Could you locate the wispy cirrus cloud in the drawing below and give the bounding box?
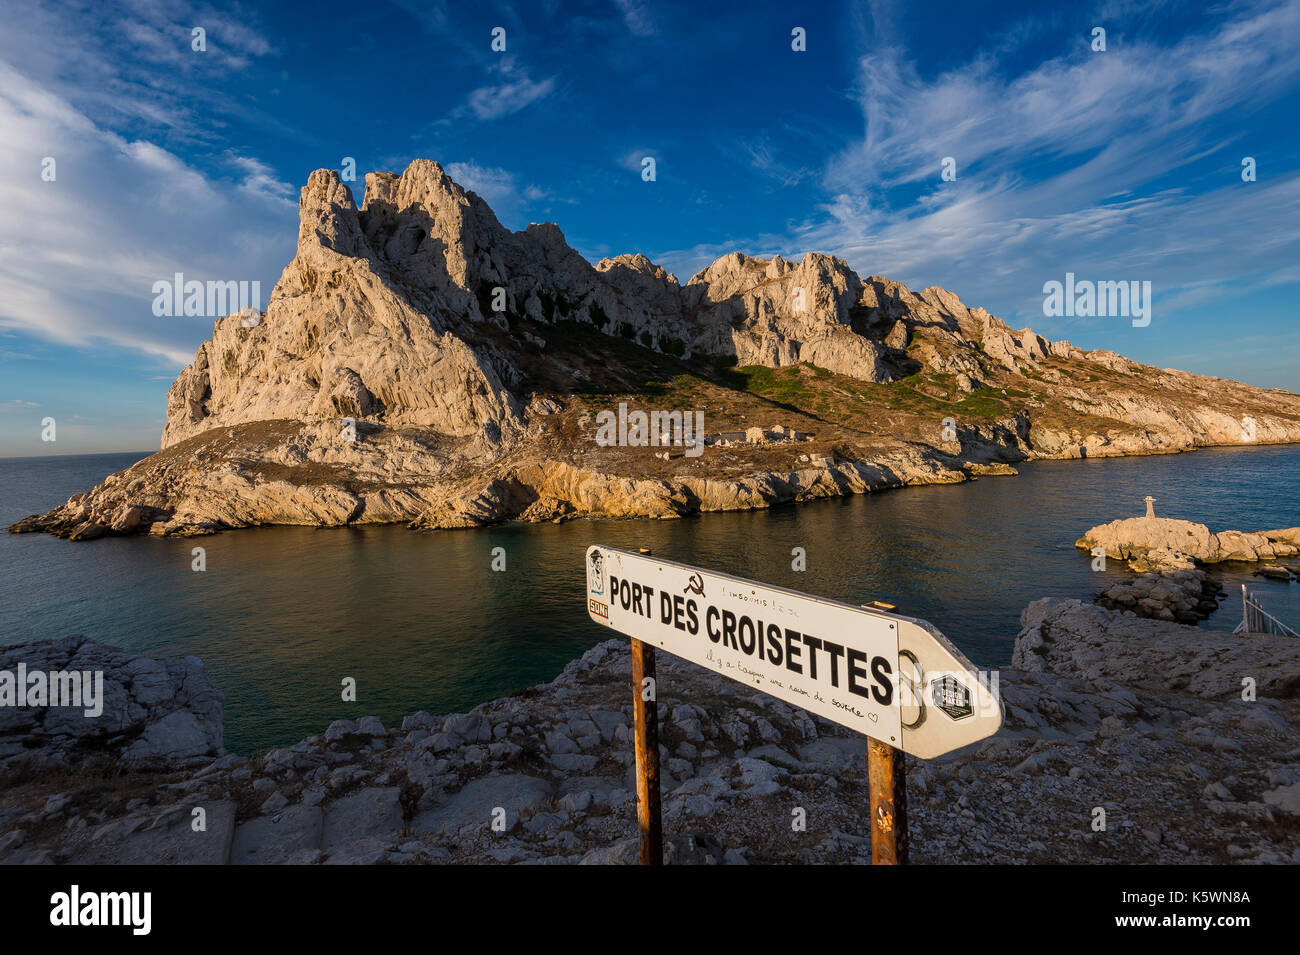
[445,160,525,213]
[794,0,1300,343]
[441,161,566,226]
[0,0,280,139]
[618,148,659,172]
[465,59,557,121]
[424,56,558,131]
[229,155,296,204]
[830,3,1300,194]
[741,135,813,187]
[613,0,657,36]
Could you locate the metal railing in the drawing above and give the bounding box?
[1233,584,1299,637]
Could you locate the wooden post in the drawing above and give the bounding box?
[865,599,908,865]
[631,636,663,865]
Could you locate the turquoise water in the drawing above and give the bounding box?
[2,445,1297,754]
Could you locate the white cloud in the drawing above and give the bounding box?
[0,57,296,366]
[445,161,521,211]
[229,155,296,204]
[441,163,558,226]
[0,0,278,138]
[618,148,657,172]
[466,59,556,121]
[741,136,812,187]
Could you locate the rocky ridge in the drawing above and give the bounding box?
[11,159,1300,541]
[1,599,1298,865]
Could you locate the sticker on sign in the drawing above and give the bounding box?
[585,545,1001,759]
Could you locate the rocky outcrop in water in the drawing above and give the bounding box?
[2,600,1298,865]
[1078,517,1300,569]
[1077,517,1300,622]
[1094,569,1223,624]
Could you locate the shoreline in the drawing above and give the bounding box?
[10,434,1300,541]
[2,597,1297,865]
[5,435,1300,465]
[5,440,1298,755]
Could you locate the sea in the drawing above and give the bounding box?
[2,444,1297,753]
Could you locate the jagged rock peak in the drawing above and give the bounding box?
[361,159,469,208]
[596,252,679,286]
[297,168,364,259]
[157,157,1289,461]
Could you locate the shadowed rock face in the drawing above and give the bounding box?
[0,636,224,773]
[162,163,525,448]
[10,159,1300,541]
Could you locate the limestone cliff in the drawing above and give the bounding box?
[11,159,1300,540]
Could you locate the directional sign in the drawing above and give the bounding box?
[585,545,1001,758]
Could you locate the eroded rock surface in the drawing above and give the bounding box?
[0,636,223,775]
[3,601,1297,865]
[1094,568,1223,623]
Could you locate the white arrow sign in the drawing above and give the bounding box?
[585,545,1001,759]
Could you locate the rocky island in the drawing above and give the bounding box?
[10,159,1300,541]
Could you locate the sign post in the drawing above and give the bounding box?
[867,739,907,864]
[584,545,1002,865]
[863,597,908,865]
[630,634,663,865]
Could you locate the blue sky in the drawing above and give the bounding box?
[1,0,1298,455]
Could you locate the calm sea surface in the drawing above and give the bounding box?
[2,445,1297,754]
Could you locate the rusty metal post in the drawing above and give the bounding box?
[631,636,663,865]
[865,598,908,865]
[868,738,908,864]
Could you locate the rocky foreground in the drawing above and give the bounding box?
[0,636,224,773]
[2,599,1298,865]
[11,159,1300,542]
